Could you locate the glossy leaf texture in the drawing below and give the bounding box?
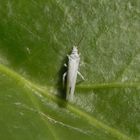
[0,0,140,140]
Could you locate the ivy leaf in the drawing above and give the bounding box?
[0,0,140,140]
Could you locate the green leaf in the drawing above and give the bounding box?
[0,0,140,140]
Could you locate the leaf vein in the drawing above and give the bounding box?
[0,63,135,140]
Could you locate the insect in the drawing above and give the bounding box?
[63,40,85,101]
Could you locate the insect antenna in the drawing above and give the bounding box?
[74,7,92,48]
[75,31,85,48]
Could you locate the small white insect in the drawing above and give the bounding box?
[63,46,85,101]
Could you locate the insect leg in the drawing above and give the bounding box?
[77,71,85,81]
[62,72,67,87]
[64,63,67,67]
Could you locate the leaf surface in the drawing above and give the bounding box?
[0,0,140,140]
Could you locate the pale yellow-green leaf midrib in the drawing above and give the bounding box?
[0,63,136,140]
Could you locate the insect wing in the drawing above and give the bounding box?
[66,56,80,101]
